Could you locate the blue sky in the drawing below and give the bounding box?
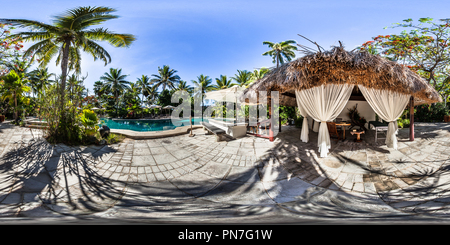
[2,0,450,93]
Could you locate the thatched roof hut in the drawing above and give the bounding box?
[241,46,442,106]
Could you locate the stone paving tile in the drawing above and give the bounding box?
[3,122,450,220]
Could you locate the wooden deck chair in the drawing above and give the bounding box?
[326,122,342,141]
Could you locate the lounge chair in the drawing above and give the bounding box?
[327,122,342,141]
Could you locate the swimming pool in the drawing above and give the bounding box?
[99,117,210,132]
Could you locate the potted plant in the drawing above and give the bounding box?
[444,110,450,122]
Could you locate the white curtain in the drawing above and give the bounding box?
[295,84,354,157]
[294,97,309,143]
[358,85,410,150]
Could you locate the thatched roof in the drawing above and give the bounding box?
[241,46,442,107]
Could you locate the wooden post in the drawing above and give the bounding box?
[268,97,274,142]
[279,112,282,132]
[189,115,194,137]
[409,96,414,141]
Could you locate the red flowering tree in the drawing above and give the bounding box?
[360,18,450,103]
[82,95,100,108]
[0,23,25,76]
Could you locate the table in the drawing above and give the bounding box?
[368,121,388,142]
[350,130,365,142]
[336,122,351,140]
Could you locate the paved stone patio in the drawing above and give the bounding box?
[1,121,450,223]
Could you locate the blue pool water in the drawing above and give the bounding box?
[99,117,209,132]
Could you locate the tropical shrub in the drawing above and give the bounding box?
[279,105,296,125]
[80,109,99,136]
[415,102,448,122]
[397,118,410,128]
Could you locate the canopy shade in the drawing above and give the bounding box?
[205,85,244,103]
[240,45,442,106]
[163,105,175,109]
[149,105,162,109]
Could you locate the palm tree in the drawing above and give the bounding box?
[174,80,193,94]
[100,68,130,117]
[127,82,141,101]
[28,67,54,98]
[0,70,30,121]
[213,75,237,90]
[1,6,136,113]
[144,86,159,106]
[252,68,269,80]
[93,80,106,98]
[232,70,253,87]
[136,75,153,103]
[150,65,180,92]
[66,74,86,106]
[191,74,214,106]
[262,40,298,68]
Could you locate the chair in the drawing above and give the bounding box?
[326,122,342,141]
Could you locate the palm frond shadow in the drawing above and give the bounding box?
[0,138,126,215]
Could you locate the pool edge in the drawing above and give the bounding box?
[110,125,204,139]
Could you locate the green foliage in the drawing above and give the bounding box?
[99,67,130,117]
[213,75,237,90]
[415,102,449,122]
[279,105,296,125]
[232,70,253,87]
[360,18,450,99]
[2,6,135,140]
[0,69,30,120]
[104,133,125,144]
[150,65,180,92]
[157,89,175,107]
[294,116,304,128]
[80,109,99,135]
[2,6,135,74]
[397,118,410,128]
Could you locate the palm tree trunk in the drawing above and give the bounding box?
[276,56,279,68]
[115,92,119,118]
[59,40,71,114]
[14,91,17,121]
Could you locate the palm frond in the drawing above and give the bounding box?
[6,32,54,43]
[53,6,118,30]
[85,28,135,47]
[0,19,60,32]
[81,39,112,65]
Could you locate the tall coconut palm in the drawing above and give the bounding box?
[93,80,106,98]
[232,70,253,87]
[192,74,214,105]
[262,40,298,68]
[174,80,193,94]
[144,85,159,106]
[127,82,141,101]
[100,68,130,117]
[136,75,153,103]
[1,6,136,113]
[213,75,237,90]
[252,67,269,80]
[150,65,180,92]
[28,67,54,98]
[66,74,86,106]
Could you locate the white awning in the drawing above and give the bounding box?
[205,85,244,103]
